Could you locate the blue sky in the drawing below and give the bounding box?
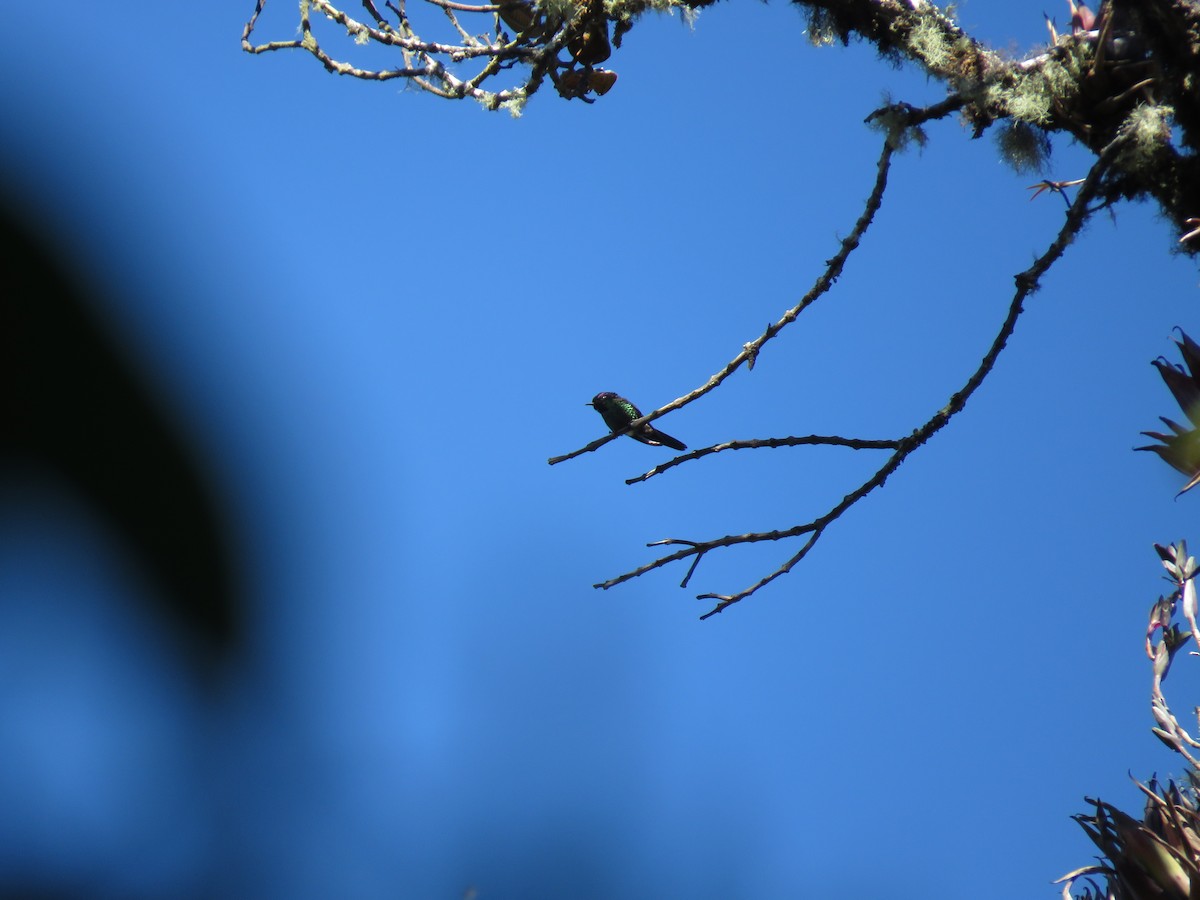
[1,2,1198,897]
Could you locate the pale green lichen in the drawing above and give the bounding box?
[1118,104,1173,171]
[500,89,527,118]
[865,103,927,152]
[907,18,959,71]
[965,42,1090,130]
[640,0,686,13]
[540,0,577,21]
[995,120,1051,173]
[1003,50,1083,125]
[805,21,838,47]
[604,0,687,29]
[1004,83,1054,125]
[804,9,841,47]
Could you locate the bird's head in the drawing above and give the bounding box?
[588,391,617,409]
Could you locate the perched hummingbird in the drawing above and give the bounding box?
[588,392,687,451]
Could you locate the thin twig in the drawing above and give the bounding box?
[440,5,480,48]
[624,435,901,485]
[423,0,499,11]
[242,0,271,49]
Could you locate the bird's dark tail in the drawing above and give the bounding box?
[651,429,686,452]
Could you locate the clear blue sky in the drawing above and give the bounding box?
[1,2,1197,897]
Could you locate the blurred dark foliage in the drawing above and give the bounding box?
[0,191,240,672]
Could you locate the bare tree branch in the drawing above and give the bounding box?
[594,121,1134,619]
[244,0,622,109]
[623,435,903,486]
[547,100,941,467]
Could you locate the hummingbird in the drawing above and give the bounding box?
[588,392,687,451]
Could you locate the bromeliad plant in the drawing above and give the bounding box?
[1138,330,1200,496]
[1061,775,1200,899]
[1056,541,1200,899]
